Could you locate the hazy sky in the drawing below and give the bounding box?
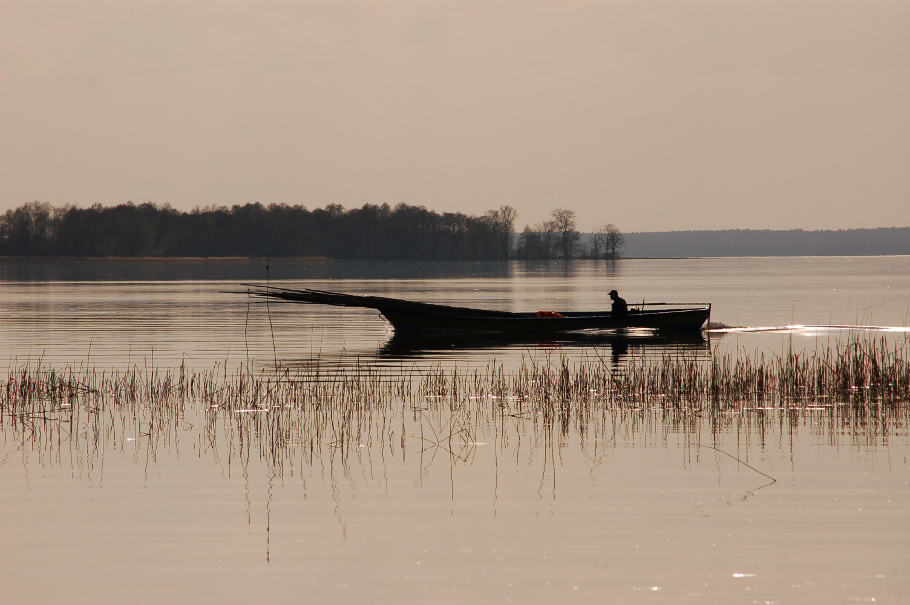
[2,1,909,232]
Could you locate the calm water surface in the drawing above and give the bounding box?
[1,257,908,603]
[2,256,908,371]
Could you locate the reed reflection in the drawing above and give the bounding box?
[378,329,710,365]
[4,336,907,494]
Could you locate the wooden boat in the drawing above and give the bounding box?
[246,286,711,334]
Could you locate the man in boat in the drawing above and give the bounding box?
[609,290,628,316]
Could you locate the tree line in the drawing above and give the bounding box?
[0,201,624,260]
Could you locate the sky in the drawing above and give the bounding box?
[2,0,909,232]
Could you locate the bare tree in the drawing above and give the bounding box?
[594,223,625,260]
[550,208,579,259]
[605,224,625,260]
[592,226,607,259]
[591,230,602,259]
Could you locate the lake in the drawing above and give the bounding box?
[1,257,908,603]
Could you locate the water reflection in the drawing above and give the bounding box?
[0,257,517,282]
[379,329,711,365]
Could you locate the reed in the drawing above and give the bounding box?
[2,335,907,473]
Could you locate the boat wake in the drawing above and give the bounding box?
[710,324,910,335]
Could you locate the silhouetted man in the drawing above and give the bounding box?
[609,290,628,316]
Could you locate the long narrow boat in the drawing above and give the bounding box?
[246,286,711,334]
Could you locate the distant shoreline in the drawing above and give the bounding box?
[620,227,910,258]
[1,253,907,262]
[2,227,907,260]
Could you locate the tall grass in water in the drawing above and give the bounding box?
[422,336,910,412]
[2,336,908,472]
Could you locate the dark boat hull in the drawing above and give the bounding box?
[246,286,711,334]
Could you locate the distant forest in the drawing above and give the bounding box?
[0,201,518,260]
